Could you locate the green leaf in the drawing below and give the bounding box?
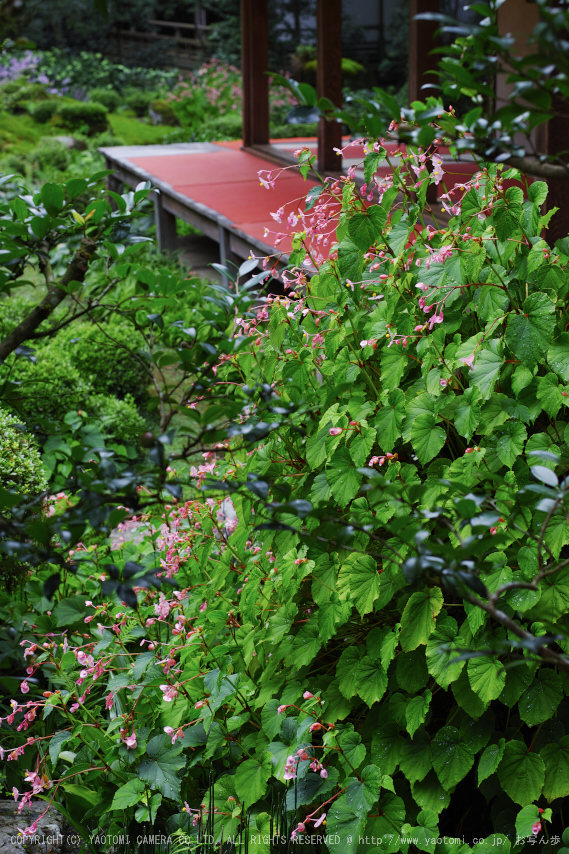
[548,333,569,381]
[528,181,548,207]
[348,206,386,251]
[454,387,481,441]
[338,238,363,282]
[411,771,450,816]
[431,726,474,790]
[400,588,444,651]
[381,347,408,391]
[111,779,145,810]
[337,646,362,699]
[49,731,73,765]
[478,738,505,786]
[477,286,509,322]
[325,795,366,854]
[338,553,381,616]
[467,657,506,703]
[355,656,388,707]
[41,182,65,216]
[387,215,412,255]
[471,345,504,400]
[497,740,545,806]
[349,425,377,467]
[405,690,432,738]
[410,414,446,464]
[492,187,523,241]
[493,421,527,468]
[235,751,273,810]
[31,215,52,239]
[515,805,541,839]
[505,293,556,370]
[540,735,569,802]
[374,389,405,452]
[326,447,362,508]
[53,597,86,626]
[346,764,381,815]
[517,670,563,726]
[399,729,432,784]
[338,729,366,772]
[426,623,464,689]
[137,735,185,800]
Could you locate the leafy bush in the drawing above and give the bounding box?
[27,99,60,123]
[4,144,569,854]
[29,137,72,173]
[0,406,47,497]
[149,98,179,126]
[87,392,147,445]
[57,100,109,135]
[55,321,150,405]
[124,89,155,118]
[9,350,93,425]
[89,87,121,113]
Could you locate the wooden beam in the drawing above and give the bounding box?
[317,0,342,174]
[408,0,439,104]
[241,0,269,147]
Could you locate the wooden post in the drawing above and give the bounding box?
[154,195,178,252]
[408,0,439,104]
[317,0,343,174]
[241,0,270,147]
[409,0,439,204]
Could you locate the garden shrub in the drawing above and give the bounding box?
[4,145,569,854]
[89,87,121,113]
[27,99,60,123]
[86,392,147,445]
[29,137,72,173]
[0,406,47,498]
[10,350,93,425]
[124,89,155,118]
[55,321,150,405]
[56,100,109,135]
[149,98,179,127]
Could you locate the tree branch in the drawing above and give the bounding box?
[0,238,98,362]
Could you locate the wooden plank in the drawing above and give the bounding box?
[316,0,343,174]
[408,0,439,103]
[241,0,269,147]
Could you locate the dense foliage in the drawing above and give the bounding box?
[2,130,569,854]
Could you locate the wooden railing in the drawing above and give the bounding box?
[109,19,211,72]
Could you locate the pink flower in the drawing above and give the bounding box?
[20,681,29,694]
[199,602,207,613]
[160,684,178,702]
[122,732,137,749]
[490,527,498,535]
[278,705,288,714]
[314,813,326,827]
[320,768,328,778]
[329,427,342,436]
[460,354,475,369]
[105,692,114,710]
[440,378,449,387]
[532,823,542,836]
[303,691,314,699]
[309,722,322,731]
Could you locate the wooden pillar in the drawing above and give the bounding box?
[241,0,269,147]
[317,0,342,174]
[408,0,439,104]
[154,195,177,252]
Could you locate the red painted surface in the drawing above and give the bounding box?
[127,141,511,260]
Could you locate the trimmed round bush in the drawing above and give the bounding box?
[149,98,179,126]
[56,322,150,405]
[11,350,93,425]
[30,137,72,172]
[89,88,121,112]
[57,100,109,135]
[29,100,60,123]
[87,393,147,445]
[123,90,154,117]
[0,407,48,497]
